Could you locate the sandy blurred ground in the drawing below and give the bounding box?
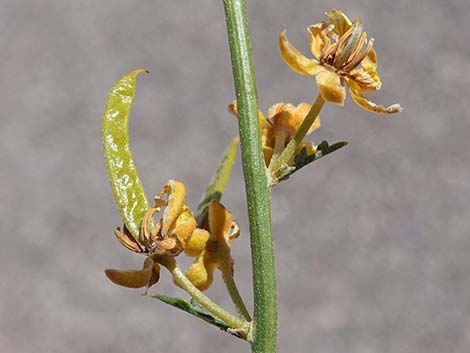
[1,1,469,352]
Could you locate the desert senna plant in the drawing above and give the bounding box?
[101,5,401,352]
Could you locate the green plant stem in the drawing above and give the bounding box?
[161,258,248,332]
[223,0,277,351]
[219,258,252,321]
[268,94,325,176]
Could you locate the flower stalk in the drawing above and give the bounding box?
[219,257,251,321]
[160,257,249,333]
[223,0,277,352]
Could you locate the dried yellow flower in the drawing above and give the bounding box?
[184,201,240,291]
[279,9,402,114]
[105,180,197,290]
[140,180,197,257]
[229,101,319,166]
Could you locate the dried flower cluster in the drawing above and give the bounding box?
[279,9,402,113]
[105,180,240,292]
[103,8,402,344]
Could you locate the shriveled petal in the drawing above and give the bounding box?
[154,237,181,256]
[208,201,233,244]
[147,264,160,288]
[146,257,161,289]
[270,102,320,136]
[114,226,143,253]
[325,9,353,37]
[171,209,197,245]
[362,47,378,69]
[161,180,186,236]
[349,65,382,92]
[148,264,161,289]
[105,257,157,289]
[279,31,323,75]
[316,70,346,105]
[308,22,332,59]
[296,141,317,156]
[267,102,295,120]
[228,221,240,245]
[268,103,295,135]
[261,124,275,150]
[140,207,159,246]
[263,146,274,166]
[349,82,402,114]
[185,228,210,257]
[149,219,162,243]
[184,256,216,291]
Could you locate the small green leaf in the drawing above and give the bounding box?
[152,294,232,332]
[102,69,150,241]
[195,136,239,224]
[278,140,349,181]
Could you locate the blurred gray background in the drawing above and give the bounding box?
[1,0,469,352]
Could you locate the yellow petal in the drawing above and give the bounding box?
[279,31,323,75]
[184,256,216,291]
[316,70,346,105]
[325,9,353,37]
[104,257,155,289]
[269,102,320,136]
[267,102,295,120]
[228,101,237,116]
[171,209,197,245]
[349,65,382,92]
[261,124,275,150]
[297,141,317,155]
[161,180,186,236]
[228,221,240,245]
[263,146,274,166]
[185,228,210,257]
[208,201,233,244]
[348,82,402,114]
[268,103,295,135]
[363,47,378,69]
[308,22,332,59]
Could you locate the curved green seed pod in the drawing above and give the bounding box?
[102,69,150,241]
